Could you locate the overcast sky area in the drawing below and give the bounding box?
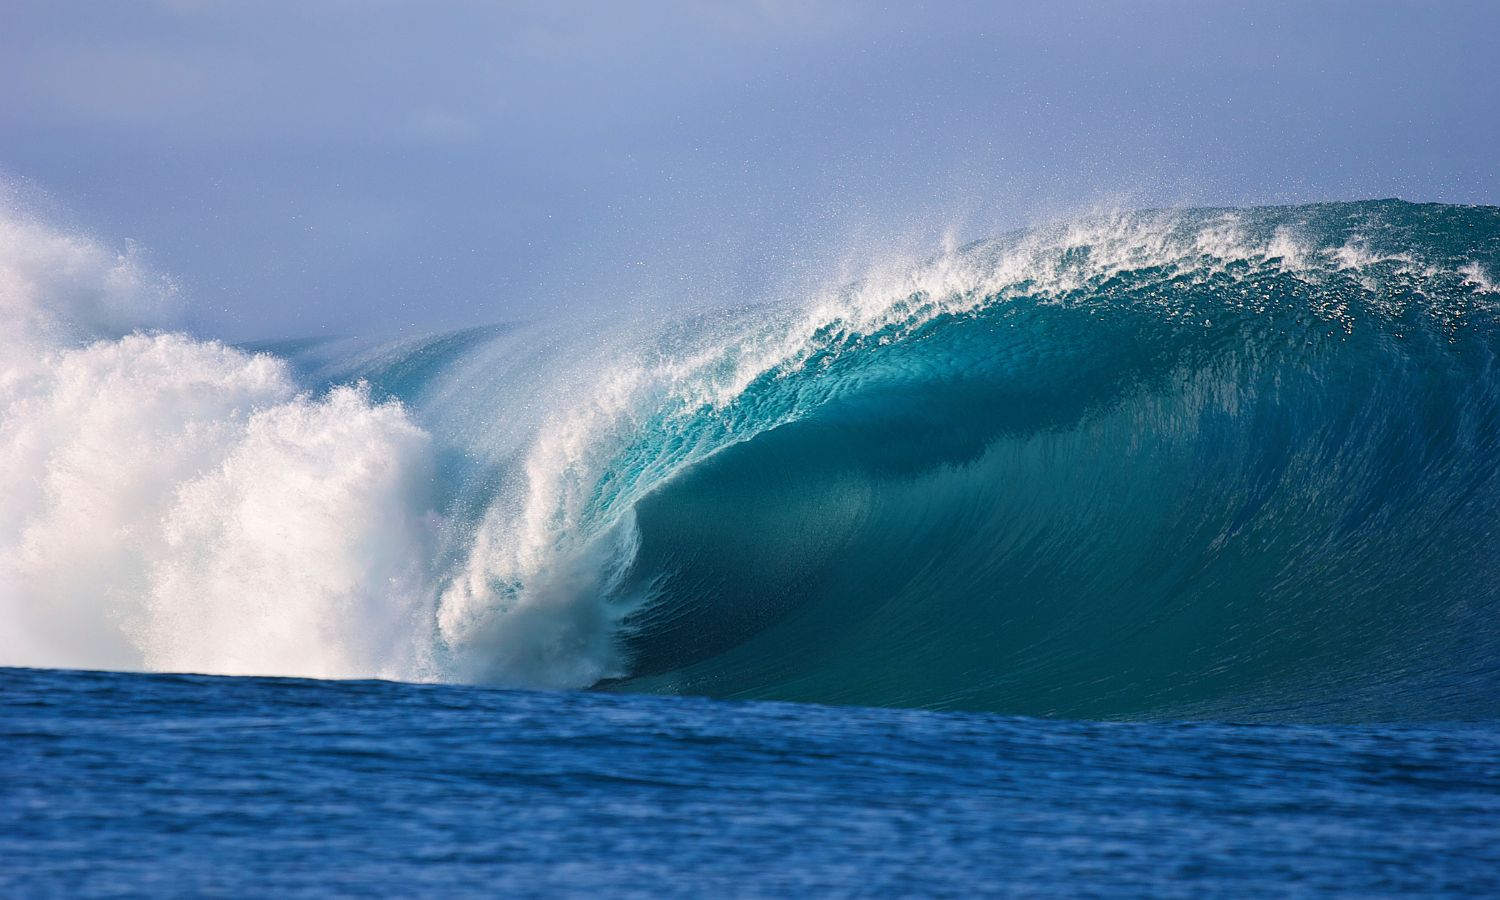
[3,0,1497,339]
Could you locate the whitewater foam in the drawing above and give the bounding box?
[0,210,439,680]
[0,210,181,385]
[1461,261,1497,295]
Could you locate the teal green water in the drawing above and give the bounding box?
[615,203,1500,719]
[312,200,1500,722]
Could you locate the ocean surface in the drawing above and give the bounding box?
[5,666,1500,897]
[4,199,1500,893]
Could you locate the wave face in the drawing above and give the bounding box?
[5,199,1500,722]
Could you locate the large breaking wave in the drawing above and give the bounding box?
[4,199,1499,722]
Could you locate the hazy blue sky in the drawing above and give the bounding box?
[3,1,1496,338]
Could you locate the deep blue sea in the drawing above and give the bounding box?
[5,666,1499,897]
[5,200,1500,893]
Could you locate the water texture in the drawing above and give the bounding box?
[4,666,1498,897]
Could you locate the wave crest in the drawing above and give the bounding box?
[6,199,1500,721]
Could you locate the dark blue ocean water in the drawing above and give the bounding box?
[4,666,1499,897]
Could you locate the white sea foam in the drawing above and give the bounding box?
[1460,261,1496,294]
[143,383,437,679]
[0,209,439,680]
[0,211,181,387]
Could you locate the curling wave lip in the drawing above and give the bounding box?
[5,199,1500,724]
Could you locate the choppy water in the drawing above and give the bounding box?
[4,666,1499,897]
